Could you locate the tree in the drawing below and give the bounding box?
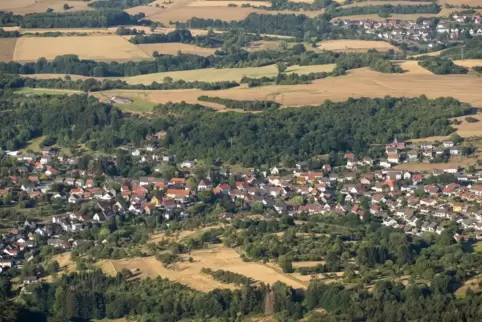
[48,260,61,275]
[279,255,294,273]
[63,4,70,10]
[276,62,287,74]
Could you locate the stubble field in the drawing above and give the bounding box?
[12,36,150,62]
[0,38,18,62]
[0,0,92,14]
[137,43,217,56]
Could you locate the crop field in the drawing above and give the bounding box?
[248,39,399,53]
[445,0,482,5]
[453,59,482,69]
[100,246,307,292]
[397,60,434,74]
[122,64,336,84]
[315,39,400,52]
[341,1,430,8]
[13,36,150,62]
[187,0,272,6]
[0,38,18,62]
[0,0,92,14]
[138,43,217,56]
[94,67,482,109]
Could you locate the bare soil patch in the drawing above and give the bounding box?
[13,36,150,62]
[0,38,18,62]
[137,43,216,57]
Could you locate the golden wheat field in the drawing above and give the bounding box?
[0,0,92,14]
[453,59,482,69]
[100,246,307,292]
[315,39,400,52]
[341,0,430,8]
[93,67,482,108]
[137,43,217,57]
[397,60,434,74]
[121,64,336,84]
[0,38,18,62]
[187,0,271,6]
[13,36,150,62]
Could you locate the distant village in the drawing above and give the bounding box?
[334,13,482,46]
[1,134,482,283]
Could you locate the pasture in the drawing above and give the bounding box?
[13,36,150,62]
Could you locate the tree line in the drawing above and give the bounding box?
[197,96,281,110]
[201,268,254,285]
[0,28,19,37]
[88,0,156,9]
[0,72,239,92]
[0,10,145,28]
[418,56,469,74]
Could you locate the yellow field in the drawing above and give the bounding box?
[138,43,216,57]
[315,39,400,52]
[248,39,399,53]
[0,38,17,62]
[122,64,336,84]
[445,0,482,5]
[453,59,482,68]
[411,49,445,58]
[100,247,307,292]
[397,60,434,75]
[13,36,150,62]
[341,1,430,7]
[187,0,271,6]
[0,0,92,14]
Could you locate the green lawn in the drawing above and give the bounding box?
[115,97,155,113]
[15,88,82,95]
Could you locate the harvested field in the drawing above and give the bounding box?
[341,1,429,7]
[147,225,225,244]
[445,0,482,5]
[96,67,482,108]
[122,64,336,84]
[138,43,216,57]
[0,0,92,14]
[100,247,307,291]
[397,60,434,75]
[248,39,399,53]
[411,49,445,58]
[0,38,18,62]
[188,0,271,6]
[292,261,326,268]
[453,59,482,68]
[20,28,113,35]
[315,39,400,52]
[13,36,150,62]
[148,6,320,24]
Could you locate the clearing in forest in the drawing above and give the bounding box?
[13,36,150,62]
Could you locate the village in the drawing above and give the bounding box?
[0,135,481,283]
[335,13,482,46]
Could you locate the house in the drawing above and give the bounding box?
[407,150,418,161]
[198,179,212,191]
[166,188,191,201]
[443,141,454,148]
[47,239,69,248]
[180,160,196,169]
[379,159,391,168]
[23,276,38,285]
[450,147,460,155]
[0,260,13,269]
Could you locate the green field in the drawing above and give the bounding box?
[115,97,156,113]
[15,88,82,95]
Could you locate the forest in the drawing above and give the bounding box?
[88,0,155,9]
[327,3,441,18]
[152,96,470,165]
[0,10,144,28]
[418,57,469,74]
